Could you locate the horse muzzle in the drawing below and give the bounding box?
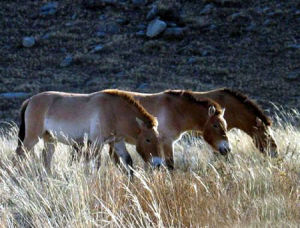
[151,156,166,168]
[218,140,231,156]
[268,150,278,158]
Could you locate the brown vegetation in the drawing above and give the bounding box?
[0,110,299,227]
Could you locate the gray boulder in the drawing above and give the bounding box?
[40,2,58,16]
[22,37,35,48]
[163,27,187,39]
[146,19,167,38]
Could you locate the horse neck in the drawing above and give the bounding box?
[112,101,142,141]
[192,90,257,136]
[173,98,209,132]
[134,93,160,113]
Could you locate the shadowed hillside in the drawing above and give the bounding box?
[0,0,299,122]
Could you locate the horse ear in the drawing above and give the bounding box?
[256,117,263,127]
[153,117,159,127]
[208,106,216,117]
[221,108,226,116]
[136,117,146,129]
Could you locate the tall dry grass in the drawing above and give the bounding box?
[0,109,299,227]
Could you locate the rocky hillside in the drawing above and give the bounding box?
[0,0,299,122]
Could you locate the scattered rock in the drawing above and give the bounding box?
[262,7,271,13]
[167,22,177,27]
[185,16,211,30]
[132,0,147,7]
[227,12,252,35]
[146,19,167,38]
[91,44,104,53]
[103,0,118,4]
[286,44,300,50]
[71,13,77,20]
[263,19,276,26]
[285,69,300,81]
[163,27,187,39]
[115,72,125,78]
[116,17,129,25]
[65,22,74,27]
[0,92,30,99]
[136,30,146,37]
[246,22,257,32]
[157,5,182,23]
[22,37,35,48]
[96,31,106,37]
[99,14,107,20]
[228,12,251,23]
[200,49,209,57]
[83,0,117,9]
[200,4,214,15]
[60,47,67,53]
[60,54,73,67]
[97,22,120,35]
[187,57,196,64]
[208,24,217,31]
[267,9,283,17]
[137,23,146,30]
[208,0,242,8]
[40,2,58,16]
[41,32,53,40]
[146,5,158,21]
[137,83,148,90]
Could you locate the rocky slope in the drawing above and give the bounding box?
[0,0,299,122]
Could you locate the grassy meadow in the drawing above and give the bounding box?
[0,109,299,227]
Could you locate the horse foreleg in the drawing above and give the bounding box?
[162,141,175,170]
[42,143,56,175]
[70,143,84,165]
[108,142,120,164]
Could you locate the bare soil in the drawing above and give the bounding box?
[0,0,299,122]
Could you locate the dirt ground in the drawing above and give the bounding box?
[0,0,299,123]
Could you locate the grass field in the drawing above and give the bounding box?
[0,109,299,227]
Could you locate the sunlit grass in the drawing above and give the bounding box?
[0,110,299,227]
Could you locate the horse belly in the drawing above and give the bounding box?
[44,118,93,144]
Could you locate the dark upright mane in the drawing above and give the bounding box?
[165,90,222,115]
[220,88,272,126]
[103,89,157,128]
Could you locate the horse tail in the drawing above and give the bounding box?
[17,99,29,147]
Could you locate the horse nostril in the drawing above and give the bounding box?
[218,140,231,156]
[269,150,278,158]
[219,147,228,156]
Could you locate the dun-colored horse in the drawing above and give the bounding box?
[106,88,278,170]
[190,88,278,157]
[15,90,163,173]
[100,90,231,170]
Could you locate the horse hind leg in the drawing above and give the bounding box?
[42,132,57,175]
[109,140,133,177]
[13,133,41,168]
[15,101,46,164]
[70,143,85,165]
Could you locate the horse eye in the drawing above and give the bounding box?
[213,124,218,128]
[146,139,151,143]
